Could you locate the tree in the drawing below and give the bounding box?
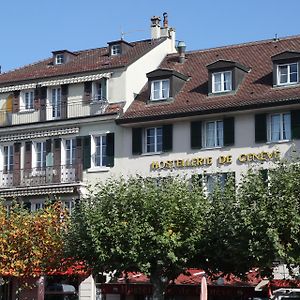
[0,201,68,277]
[67,176,209,300]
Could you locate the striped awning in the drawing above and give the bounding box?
[0,72,112,92]
[40,72,112,86]
[0,127,79,142]
[0,185,76,197]
[0,83,37,93]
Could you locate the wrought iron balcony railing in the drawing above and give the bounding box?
[0,98,109,127]
[0,164,82,188]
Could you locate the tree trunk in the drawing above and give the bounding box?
[150,271,166,300]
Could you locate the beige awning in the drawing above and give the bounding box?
[40,72,112,86]
[0,83,37,93]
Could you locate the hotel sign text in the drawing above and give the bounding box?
[150,150,280,170]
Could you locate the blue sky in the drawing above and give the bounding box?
[1,0,300,73]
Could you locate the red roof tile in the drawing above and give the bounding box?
[120,35,300,123]
[0,38,166,86]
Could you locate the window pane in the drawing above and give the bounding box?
[290,63,298,83]
[205,122,215,147]
[146,128,155,152]
[223,72,232,91]
[271,114,280,141]
[213,73,222,92]
[102,135,107,166]
[279,66,288,83]
[161,80,169,98]
[282,113,291,140]
[156,127,163,152]
[216,121,224,146]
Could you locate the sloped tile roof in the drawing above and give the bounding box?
[0,38,166,86]
[120,35,300,123]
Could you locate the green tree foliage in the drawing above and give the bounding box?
[67,176,208,300]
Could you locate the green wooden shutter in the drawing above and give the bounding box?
[132,128,143,155]
[162,124,173,152]
[83,81,92,103]
[61,84,68,119]
[191,121,202,149]
[255,114,267,143]
[106,133,115,167]
[291,110,300,139]
[223,117,235,146]
[83,136,91,170]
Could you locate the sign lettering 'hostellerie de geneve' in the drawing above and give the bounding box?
[150,150,281,170]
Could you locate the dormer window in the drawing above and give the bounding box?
[272,51,300,87]
[207,60,250,95]
[277,63,298,85]
[212,71,232,93]
[111,44,121,56]
[151,79,170,100]
[55,54,64,65]
[146,69,188,102]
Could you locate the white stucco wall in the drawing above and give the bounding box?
[124,37,176,110]
[83,106,300,185]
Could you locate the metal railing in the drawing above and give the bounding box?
[0,98,109,127]
[0,164,82,188]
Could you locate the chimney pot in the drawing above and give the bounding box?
[177,41,186,63]
[151,16,161,39]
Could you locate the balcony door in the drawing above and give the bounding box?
[51,87,61,119]
[62,138,76,183]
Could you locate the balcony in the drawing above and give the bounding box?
[0,165,82,189]
[0,97,109,127]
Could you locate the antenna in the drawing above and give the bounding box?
[120,29,146,40]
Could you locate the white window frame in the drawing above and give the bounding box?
[33,141,47,170]
[2,145,14,173]
[31,201,45,212]
[63,200,75,215]
[203,120,224,148]
[268,112,291,142]
[62,138,76,167]
[277,63,298,85]
[111,44,121,56]
[91,135,107,168]
[55,54,64,65]
[92,79,107,101]
[48,86,61,119]
[204,173,230,195]
[20,89,34,111]
[150,79,170,101]
[144,127,163,153]
[212,71,232,93]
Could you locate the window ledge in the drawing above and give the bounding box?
[18,109,35,114]
[87,166,110,173]
[147,97,174,104]
[202,146,223,150]
[266,139,291,145]
[141,151,162,157]
[273,82,300,89]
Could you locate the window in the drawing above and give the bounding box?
[3,145,13,172]
[111,44,121,56]
[151,79,170,100]
[145,127,162,153]
[94,135,107,167]
[277,63,298,85]
[92,79,107,101]
[212,71,232,93]
[55,54,64,64]
[32,202,44,212]
[51,87,61,118]
[35,141,46,169]
[63,200,75,215]
[21,90,34,110]
[205,172,234,194]
[204,120,223,148]
[65,139,76,166]
[269,112,291,142]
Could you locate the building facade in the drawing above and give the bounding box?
[2,15,300,300]
[0,14,175,300]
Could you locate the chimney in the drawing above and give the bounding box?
[177,41,186,63]
[163,12,168,28]
[151,16,161,39]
